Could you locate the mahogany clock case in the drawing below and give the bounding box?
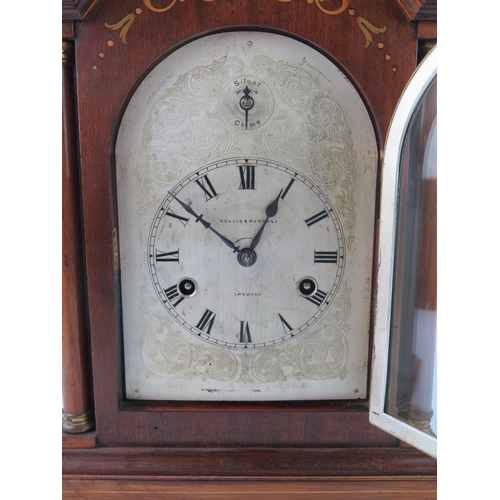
[63,0,436,477]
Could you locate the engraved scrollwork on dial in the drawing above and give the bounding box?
[249,55,358,246]
[251,349,293,383]
[154,97,190,134]
[277,66,315,109]
[185,350,240,382]
[139,281,350,385]
[298,330,349,380]
[258,111,308,164]
[147,146,184,185]
[140,288,241,381]
[142,324,179,376]
[158,336,194,374]
[306,92,353,150]
[249,321,349,383]
[140,55,235,178]
[189,119,232,161]
[248,283,351,383]
[136,56,242,241]
[311,148,357,248]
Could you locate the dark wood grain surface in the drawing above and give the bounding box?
[394,0,437,21]
[63,476,437,500]
[62,0,103,21]
[63,446,437,476]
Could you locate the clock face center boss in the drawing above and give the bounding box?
[116,32,377,400]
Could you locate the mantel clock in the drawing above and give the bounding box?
[62,0,437,496]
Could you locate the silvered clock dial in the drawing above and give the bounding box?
[149,158,345,349]
[116,31,377,401]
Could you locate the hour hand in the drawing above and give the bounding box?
[169,193,240,253]
[249,189,282,251]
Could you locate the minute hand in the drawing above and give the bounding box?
[169,193,241,253]
[249,190,283,251]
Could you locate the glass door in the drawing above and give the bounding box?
[370,47,437,458]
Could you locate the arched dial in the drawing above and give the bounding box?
[117,31,378,400]
[148,158,345,349]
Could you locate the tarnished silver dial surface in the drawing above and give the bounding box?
[148,158,345,349]
[116,31,377,401]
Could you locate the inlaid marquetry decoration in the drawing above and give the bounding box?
[95,1,394,72]
[104,11,141,44]
[356,16,387,48]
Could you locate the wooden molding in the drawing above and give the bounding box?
[417,21,437,40]
[62,0,103,21]
[63,476,437,499]
[394,0,437,21]
[63,446,437,477]
[63,431,97,450]
[62,22,74,39]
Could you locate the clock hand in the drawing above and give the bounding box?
[239,86,254,130]
[249,189,283,251]
[169,193,241,254]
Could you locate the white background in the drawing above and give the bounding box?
[2,2,499,497]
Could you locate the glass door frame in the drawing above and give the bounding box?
[370,46,437,458]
